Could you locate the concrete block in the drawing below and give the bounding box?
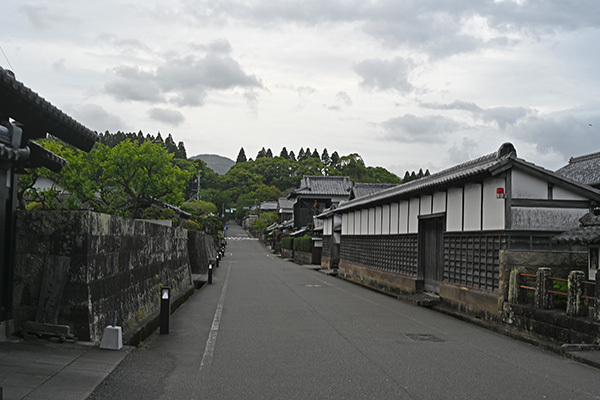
[99,326,123,350]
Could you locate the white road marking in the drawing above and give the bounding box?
[199,263,231,370]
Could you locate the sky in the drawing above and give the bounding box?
[2,0,600,177]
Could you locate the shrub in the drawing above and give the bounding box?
[281,237,293,250]
[293,235,312,253]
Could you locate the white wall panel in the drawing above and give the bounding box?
[464,183,482,231]
[368,208,375,235]
[409,198,420,233]
[399,201,409,234]
[375,206,382,234]
[447,188,463,232]
[512,169,547,199]
[341,213,348,235]
[382,204,390,234]
[390,203,399,234]
[361,209,369,234]
[433,192,446,214]
[483,177,505,230]
[420,195,432,215]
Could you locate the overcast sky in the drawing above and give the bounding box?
[2,0,599,176]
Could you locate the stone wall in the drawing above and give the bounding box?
[12,211,194,344]
[188,230,217,274]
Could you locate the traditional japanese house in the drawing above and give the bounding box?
[320,143,600,318]
[288,175,352,230]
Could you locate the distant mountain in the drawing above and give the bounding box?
[191,154,235,175]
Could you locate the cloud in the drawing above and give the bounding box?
[18,4,77,30]
[355,57,414,93]
[181,1,600,59]
[52,58,66,72]
[325,91,353,111]
[421,100,533,129]
[243,90,259,116]
[336,91,353,106]
[68,104,128,132]
[509,106,600,160]
[104,66,163,103]
[295,86,317,109]
[104,39,263,107]
[381,114,461,143]
[148,108,185,126]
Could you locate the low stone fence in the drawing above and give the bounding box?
[12,211,194,344]
[504,266,600,343]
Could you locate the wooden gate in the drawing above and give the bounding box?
[418,215,445,293]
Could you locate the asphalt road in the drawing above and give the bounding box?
[89,222,600,399]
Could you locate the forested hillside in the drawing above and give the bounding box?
[20,132,430,226]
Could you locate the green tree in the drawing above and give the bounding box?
[330,151,340,168]
[165,134,177,155]
[297,148,305,160]
[280,147,289,159]
[311,149,320,158]
[289,150,296,161]
[175,141,187,159]
[256,147,267,159]
[180,200,218,217]
[266,148,273,158]
[321,148,330,165]
[236,147,247,163]
[24,139,193,217]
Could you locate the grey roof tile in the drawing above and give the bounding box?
[556,152,600,187]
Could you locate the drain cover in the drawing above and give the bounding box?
[404,333,444,342]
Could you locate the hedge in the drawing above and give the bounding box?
[281,237,294,250]
[293,236,312,253]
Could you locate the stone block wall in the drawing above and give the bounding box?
[12,211,193,344]
[188,230,217,274]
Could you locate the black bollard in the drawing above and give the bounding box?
[208,263,213,284]
[160,287,170,335]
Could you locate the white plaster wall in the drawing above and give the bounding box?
[341,213,348,235]
[368,208,375,234]
[375,206,382,235]
[553,186,587,201]
[433,192,446,214]
[354,210,361,235]
[464,183,482,231]
[409,198,420,233]
[420,195,432,215]
[382,204,390,235]
[512,169,547,199]
[483,177,506,230]
[390,203,399,234]
[324,217,331,235]
[399,201,409,234]
[361,209,369,235]
[447,187,463,232]
[347,211,354,235]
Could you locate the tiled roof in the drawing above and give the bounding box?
[351,183,399,200]
[554,212,600,244]
[556,152,600,187]
[290,175,353,197]
[277,197,294,211]
[334,143,600,213]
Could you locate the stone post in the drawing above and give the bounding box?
[534,268,552,310]
[567,270,585,317]
[508,267,525,304]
